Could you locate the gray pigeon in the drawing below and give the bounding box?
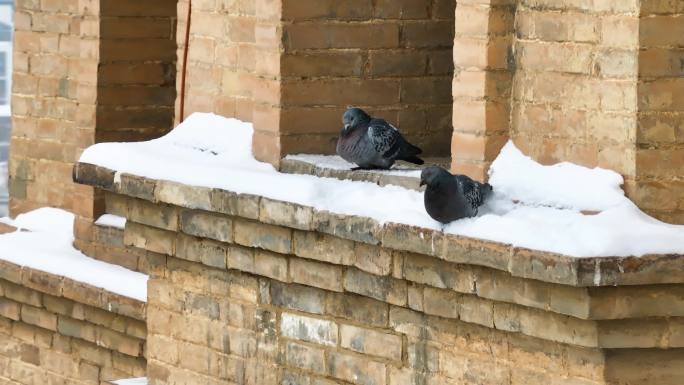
[336,108,424,170]
[420,166,493,224]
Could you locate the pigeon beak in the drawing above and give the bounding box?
[419,179,426,187]
[344,124,350,130]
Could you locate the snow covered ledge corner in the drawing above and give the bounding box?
[73,113,684,287]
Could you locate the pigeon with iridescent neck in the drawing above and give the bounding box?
[336,108,424,170]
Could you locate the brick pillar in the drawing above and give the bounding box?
[509,1,639,174]
[630,1,684,223]
[473,0,682,223]
[250,0,285,165]
[10,0,176,222]
[174,0,261,124]
[173,0,282,162]
[10,0,92,216]
[451,0,515,181]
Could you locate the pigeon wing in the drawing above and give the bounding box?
[455,175,486,212]
[367,120,401,159]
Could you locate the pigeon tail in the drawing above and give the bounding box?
[405,141,423,156]
[480,182,493,202]
[403,155,425,165]
[399,141,424,165]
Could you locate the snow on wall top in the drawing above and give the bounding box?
[0,208,148,301]
[79,113,684,258]
[111,378,148,385]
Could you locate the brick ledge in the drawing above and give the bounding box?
[0,258,146,321]
[280,157,451,191]
[73,161,684,287]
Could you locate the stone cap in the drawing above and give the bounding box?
[73,161,684,287]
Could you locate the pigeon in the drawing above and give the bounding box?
[420,166,493,224]
[336,108,424,170]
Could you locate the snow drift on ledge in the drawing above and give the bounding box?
[79,113,684,258]
[0,208,147,301]
[95,214,127,230]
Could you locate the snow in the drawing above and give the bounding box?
[80,113,436,229]
[95,214,126,230]
[79,112,684,258]
[489,142,625,212]
[285,154,421,177]
[111,378,147,385]
[12,207,75,234]
[0,208,148,301]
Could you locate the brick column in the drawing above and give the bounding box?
[174,0,262,124]
[250,0,285,165]
[509,1,639,173]
[631,1,684,223]
[11,0,177,255]
[172,0,282,163]
[10,0,98,216]
[451,0,515,181]
[484,0,682,223]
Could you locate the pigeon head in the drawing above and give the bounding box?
[342,108,371,134]
[420,166,451,187]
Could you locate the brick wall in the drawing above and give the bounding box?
[147,257,613,385]
[176,0,455,164]
[73,165,684,385]
[0,260,146,384]
[9,0,176,219]
[131,199,684,385]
